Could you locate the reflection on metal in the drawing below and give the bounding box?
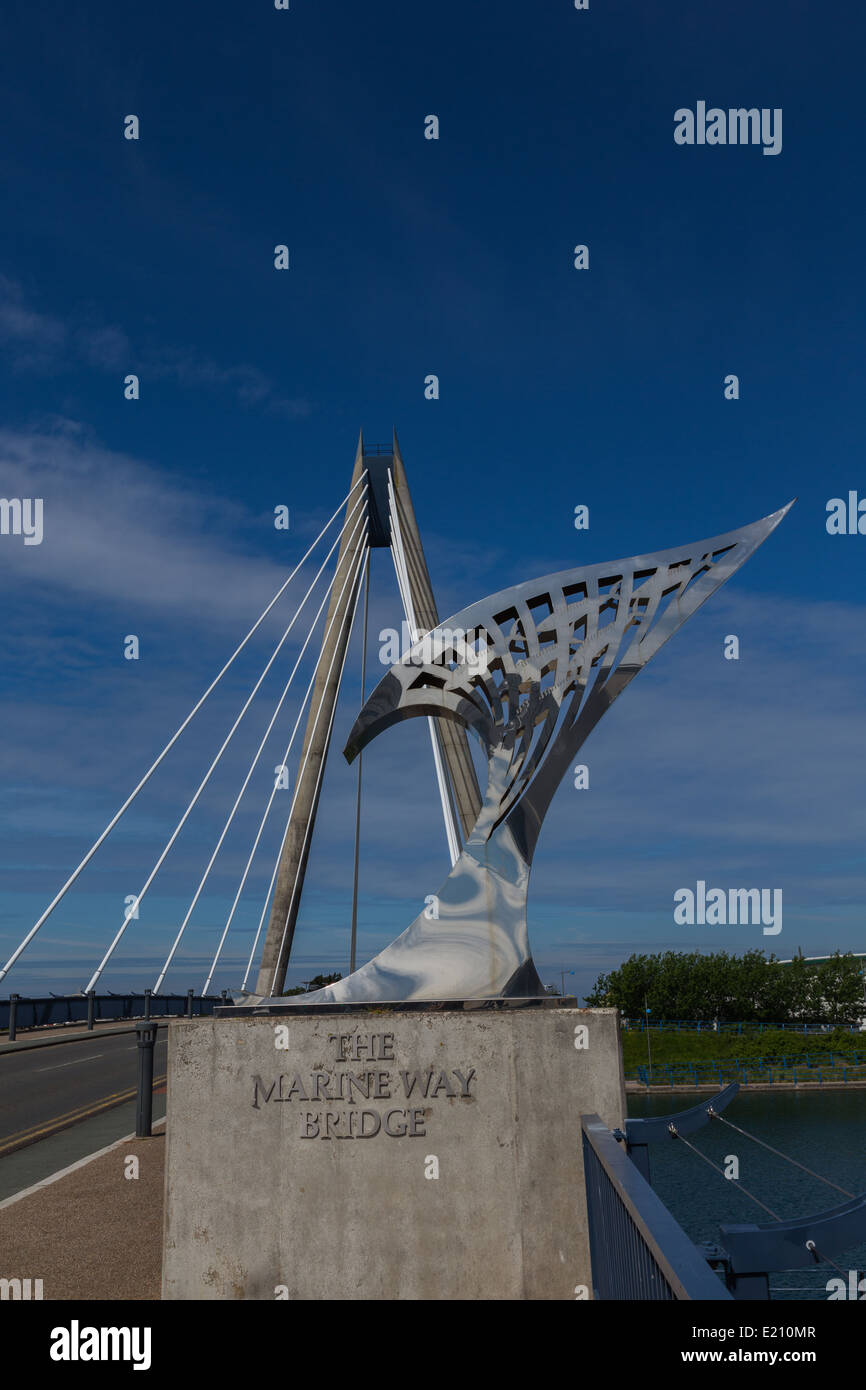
[272,502,793,1006]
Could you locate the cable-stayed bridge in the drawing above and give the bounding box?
[1,431,796,1008]
[0,431,482,1003]
[3,449,864,1306]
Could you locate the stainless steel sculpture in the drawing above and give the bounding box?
[267,502,792,1006]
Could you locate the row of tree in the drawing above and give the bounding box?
[282,972,342,997]
[583,950,865,1025]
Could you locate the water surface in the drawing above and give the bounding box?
[626,1087,866,1300]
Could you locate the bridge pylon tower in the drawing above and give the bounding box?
[253,430,481,998]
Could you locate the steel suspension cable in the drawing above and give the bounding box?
[349,547,370,974]
[221,537,369,992]
[201,521,370,995]
[0,477,365,986]
[265,545,368,997]
[804,1241,849,1277]
[669,1125,781,1220]
[84,487,369,993]
[708,1110,855,1199]
[155,504,371,994]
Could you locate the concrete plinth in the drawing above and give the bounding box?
[161,1003,625,1300]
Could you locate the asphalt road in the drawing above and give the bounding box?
[0,1029,167,1157]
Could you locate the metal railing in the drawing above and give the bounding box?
[1,991,225,1038]
[622,1019,862,1034]
[582,1113,731,1300]
[632,1058,866,1086]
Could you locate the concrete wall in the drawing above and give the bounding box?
[162,1006,625,1300]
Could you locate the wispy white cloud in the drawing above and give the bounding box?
[0,422,329,622]
[0,275,66,366]
[74,322,130,370]
[0,277,312,417]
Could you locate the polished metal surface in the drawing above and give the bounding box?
[264,501,793,1006]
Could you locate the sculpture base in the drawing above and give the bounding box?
[217,994,577,1016]
[162,1006,625,1300]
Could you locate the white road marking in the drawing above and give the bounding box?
[35,1053,105,1072]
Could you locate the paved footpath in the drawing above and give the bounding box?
[0,1019,142,1054]
[0,1021,169,1300]
[0,1117,165,1300]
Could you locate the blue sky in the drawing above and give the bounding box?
[0,0,864,1001]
